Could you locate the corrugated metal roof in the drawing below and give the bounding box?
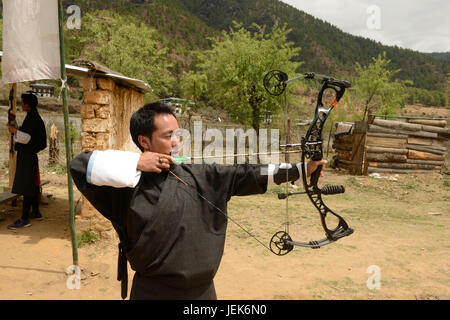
[0,51,152,93]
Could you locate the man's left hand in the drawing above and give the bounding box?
[306,159,328,177]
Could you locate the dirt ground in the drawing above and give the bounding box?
[0,167,448,301]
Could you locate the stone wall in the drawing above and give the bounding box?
[76,76,143,238]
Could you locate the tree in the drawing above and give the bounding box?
[355,52,410,120]
[74,10,175,97]
[189,22,302,131]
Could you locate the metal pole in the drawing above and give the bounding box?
[58,0,78,265]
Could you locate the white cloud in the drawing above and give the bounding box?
[281,0,450,53]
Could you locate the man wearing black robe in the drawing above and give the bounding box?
[70,102,325,300]
[7,93,47,230]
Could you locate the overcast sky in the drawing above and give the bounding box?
[281,0,450,53]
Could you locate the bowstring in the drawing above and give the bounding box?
[283,89,290,237]
[168,170,273,253]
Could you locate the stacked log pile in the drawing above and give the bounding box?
[364,117,449,174]
[332,122,366,175]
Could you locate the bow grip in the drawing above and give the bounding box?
[321,185,345,195]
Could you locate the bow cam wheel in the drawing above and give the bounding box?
[270,231,294,256]
[263,70,288,96]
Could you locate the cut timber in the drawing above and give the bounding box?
[367,132,408,139]
[408,150,445,161]
[406,143,446,152]
[420,125,450,134]
[368,124,438,138]
[334,135,353,144]
[408,137,445,148]
[368,167,441,174]
[366,146,408,155]
[408,119,447,128]
[336,151,352,161]
[369,162,440,170]
[366,135,407,148]
[373,119,422,131]
[333,143,352,151]
[366,153,407,162]
[406,144,446,155]
[407,159,444,166]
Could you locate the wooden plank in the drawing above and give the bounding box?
[408,119,447,127]
[366,146,408,155]
[373,119,422,131]
[0,192,20,203]
[336,151,352,161]
[366,153,407,163]
[406,143,446,152]
[368,167,441,174]
[408,137,445,148]
[0,181,49,204]
[368,124,438,138]
[334,135,353,144]
[420,124,450,134]
[408,150,445,161]
[351,132,366,175]
[369,162,440,170]
[367,132,408,139]
[366,135,407,148]
[406,144,446,155]
[407,159,444,166]
[333,143,352,151]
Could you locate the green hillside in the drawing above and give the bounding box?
[1,0,448,107]
[177,0,448,91]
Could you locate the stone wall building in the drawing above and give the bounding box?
[67,62,152,238]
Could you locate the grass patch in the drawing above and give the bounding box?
[77,230,99,248]
[45,162,68,175]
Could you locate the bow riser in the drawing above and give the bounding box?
[264,70,354,255]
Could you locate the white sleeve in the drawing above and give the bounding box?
[14,130,31,144]
[86,150,142,188]
[266,163,306,186]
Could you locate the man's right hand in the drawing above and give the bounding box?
[137,152,174,173]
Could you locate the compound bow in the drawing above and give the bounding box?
[264,70,354,255]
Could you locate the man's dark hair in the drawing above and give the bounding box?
[21,93,38,109]
[130,102,176,152]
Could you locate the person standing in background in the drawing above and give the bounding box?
[7,92,47,230]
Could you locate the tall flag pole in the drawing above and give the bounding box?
[58,0,78,266]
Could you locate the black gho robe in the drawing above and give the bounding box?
[12,108,47,197]
[70,151,300,300]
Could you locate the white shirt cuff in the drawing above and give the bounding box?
[87,150,142,188]
[14,130,31,144]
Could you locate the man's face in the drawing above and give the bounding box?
[21,100,31,112]
[140,114,180,155]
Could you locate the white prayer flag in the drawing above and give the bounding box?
[1,0,61,84]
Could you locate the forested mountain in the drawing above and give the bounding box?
[177,0,448,91]
[427,52,450,63]
[0,0,448,95]
[59,0,449,92]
